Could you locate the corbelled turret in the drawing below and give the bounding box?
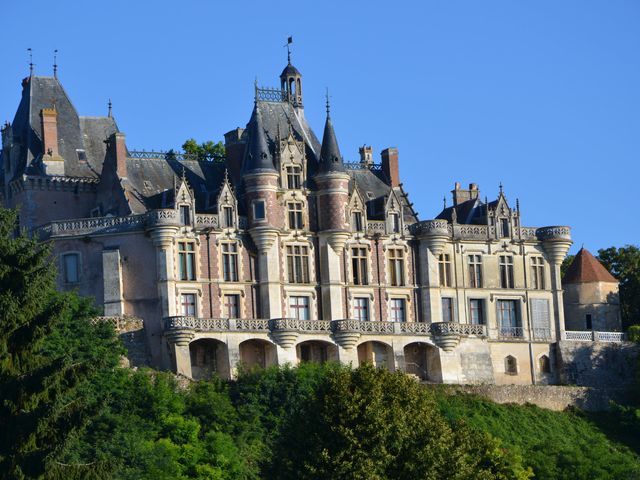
[243,105,275,173]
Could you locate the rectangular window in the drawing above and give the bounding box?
[354,297,370,321]
[180,205,191,226]
[441,297,454,323]
[499,255,514,289]
[223,294,240,319]
[499,218,510,238]
[289,296,310,320]
[253,200,265,221]
[222,243,239,282]
[390,298,406,322]
[286,165,302,190]
[439,253,452,287]
[222,206,234,228]
[531,298,550,340]
[181,293,196,316]
[286,245,310,283]
[530,257,545,290]
[468,254,483,288]
[390,213,400,233]
[387,248,405,286]
[586,314,592,330]
[469,299,485,325]
[497,300,521,337]
[288,202,304,230]
[351,247,368,285]
[178,242,196,281]
[63,253,80,284]
[353,211,363,232]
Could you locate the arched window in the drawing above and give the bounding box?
[539,355,551,374]
[505,355,518,375]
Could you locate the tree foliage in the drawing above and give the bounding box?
[597,245,640,329]
[182,139,225,161]
[0,208,122,478]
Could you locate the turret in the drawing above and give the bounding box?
[280,60,303,109]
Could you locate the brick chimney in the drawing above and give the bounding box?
[381,147,400,187]
[359,145,373,166]
[107,132,128,178]
[40,108,59,156]
[452,182,480,206]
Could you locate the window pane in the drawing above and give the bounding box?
[441,298,453,322]
[253,201,265,220]
[64,254,79,283]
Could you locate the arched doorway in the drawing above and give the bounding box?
[357,341,394,370]
[189,339,229,380]
[296,340,338,364]
[403,342,441,381]
[239,339,276,370]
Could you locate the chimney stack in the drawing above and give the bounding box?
[359,145,373,166]
[108,132,128,178]
[40,108,59,156]
[381,147,400,187]
[452,182,480,206]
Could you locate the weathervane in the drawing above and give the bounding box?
[284,36,293,64]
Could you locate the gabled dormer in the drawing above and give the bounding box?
[174,171,196,227]
[217,171,238,230]
[385,190,403,235]
[490,186,514,239]
[348,184,368,234]
[277,130,306,190]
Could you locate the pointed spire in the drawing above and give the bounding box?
[244,105,275,172]
[318,99,345,173]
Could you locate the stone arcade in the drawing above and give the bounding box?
[0,55,625,385]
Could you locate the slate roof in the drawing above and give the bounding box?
[563,248,618,284]
[436,198,486,224]
[318,113,345,173]
[281,62,301,78]
[9,76,117,180]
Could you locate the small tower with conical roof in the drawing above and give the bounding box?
[242,104,283,319]
[315,99,351,320]
[563,248,621,331]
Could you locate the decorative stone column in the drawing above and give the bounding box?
[538,226,572,342]
[148,212,181,318]
[164,328,194,378]
[318,231,350,320]
[250,226,282,319]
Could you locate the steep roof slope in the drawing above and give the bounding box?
[563,248,618,284]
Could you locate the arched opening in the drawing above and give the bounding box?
[288,78,296,95]
[357,341,394,370]
[403,342,441,381]
[296,340,338,364]
[539,354,551,374]
[189,339,229,380]
[239,339,276,370]
[505,355,518,375]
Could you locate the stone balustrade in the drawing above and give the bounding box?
[430,322,487,337]
[564,331,626,343]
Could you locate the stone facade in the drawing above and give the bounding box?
[0,59,627,385]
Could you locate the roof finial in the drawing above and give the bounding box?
[254,77,258,104]
[325,87,331,116]
[27,48,34,76]
[181,165,187,184]
[516,198,520,214]
[499,182,503,195]
[108,98,112,118]
[443,196,447,209]
[53,49,58,78]
[285,36,293,64]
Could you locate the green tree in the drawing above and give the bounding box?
[182,139,225,161]
[0,208,122,478]
[269,364,531,480]
[597,245,640,329]
[561,254,575,278]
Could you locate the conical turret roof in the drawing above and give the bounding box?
[243,105,275,173]
[318,112,345,173]
[563,248,618,284]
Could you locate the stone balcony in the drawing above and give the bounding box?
[162,316,489,351]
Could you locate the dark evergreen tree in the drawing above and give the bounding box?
[0,208,122,478]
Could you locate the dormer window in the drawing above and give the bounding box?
[180,205,191,226]
[390,213,400,234]
[286,165,302,189]
[352,211,364,232]
[222,206,234,228]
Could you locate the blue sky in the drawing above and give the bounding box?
[1,1,638,253]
